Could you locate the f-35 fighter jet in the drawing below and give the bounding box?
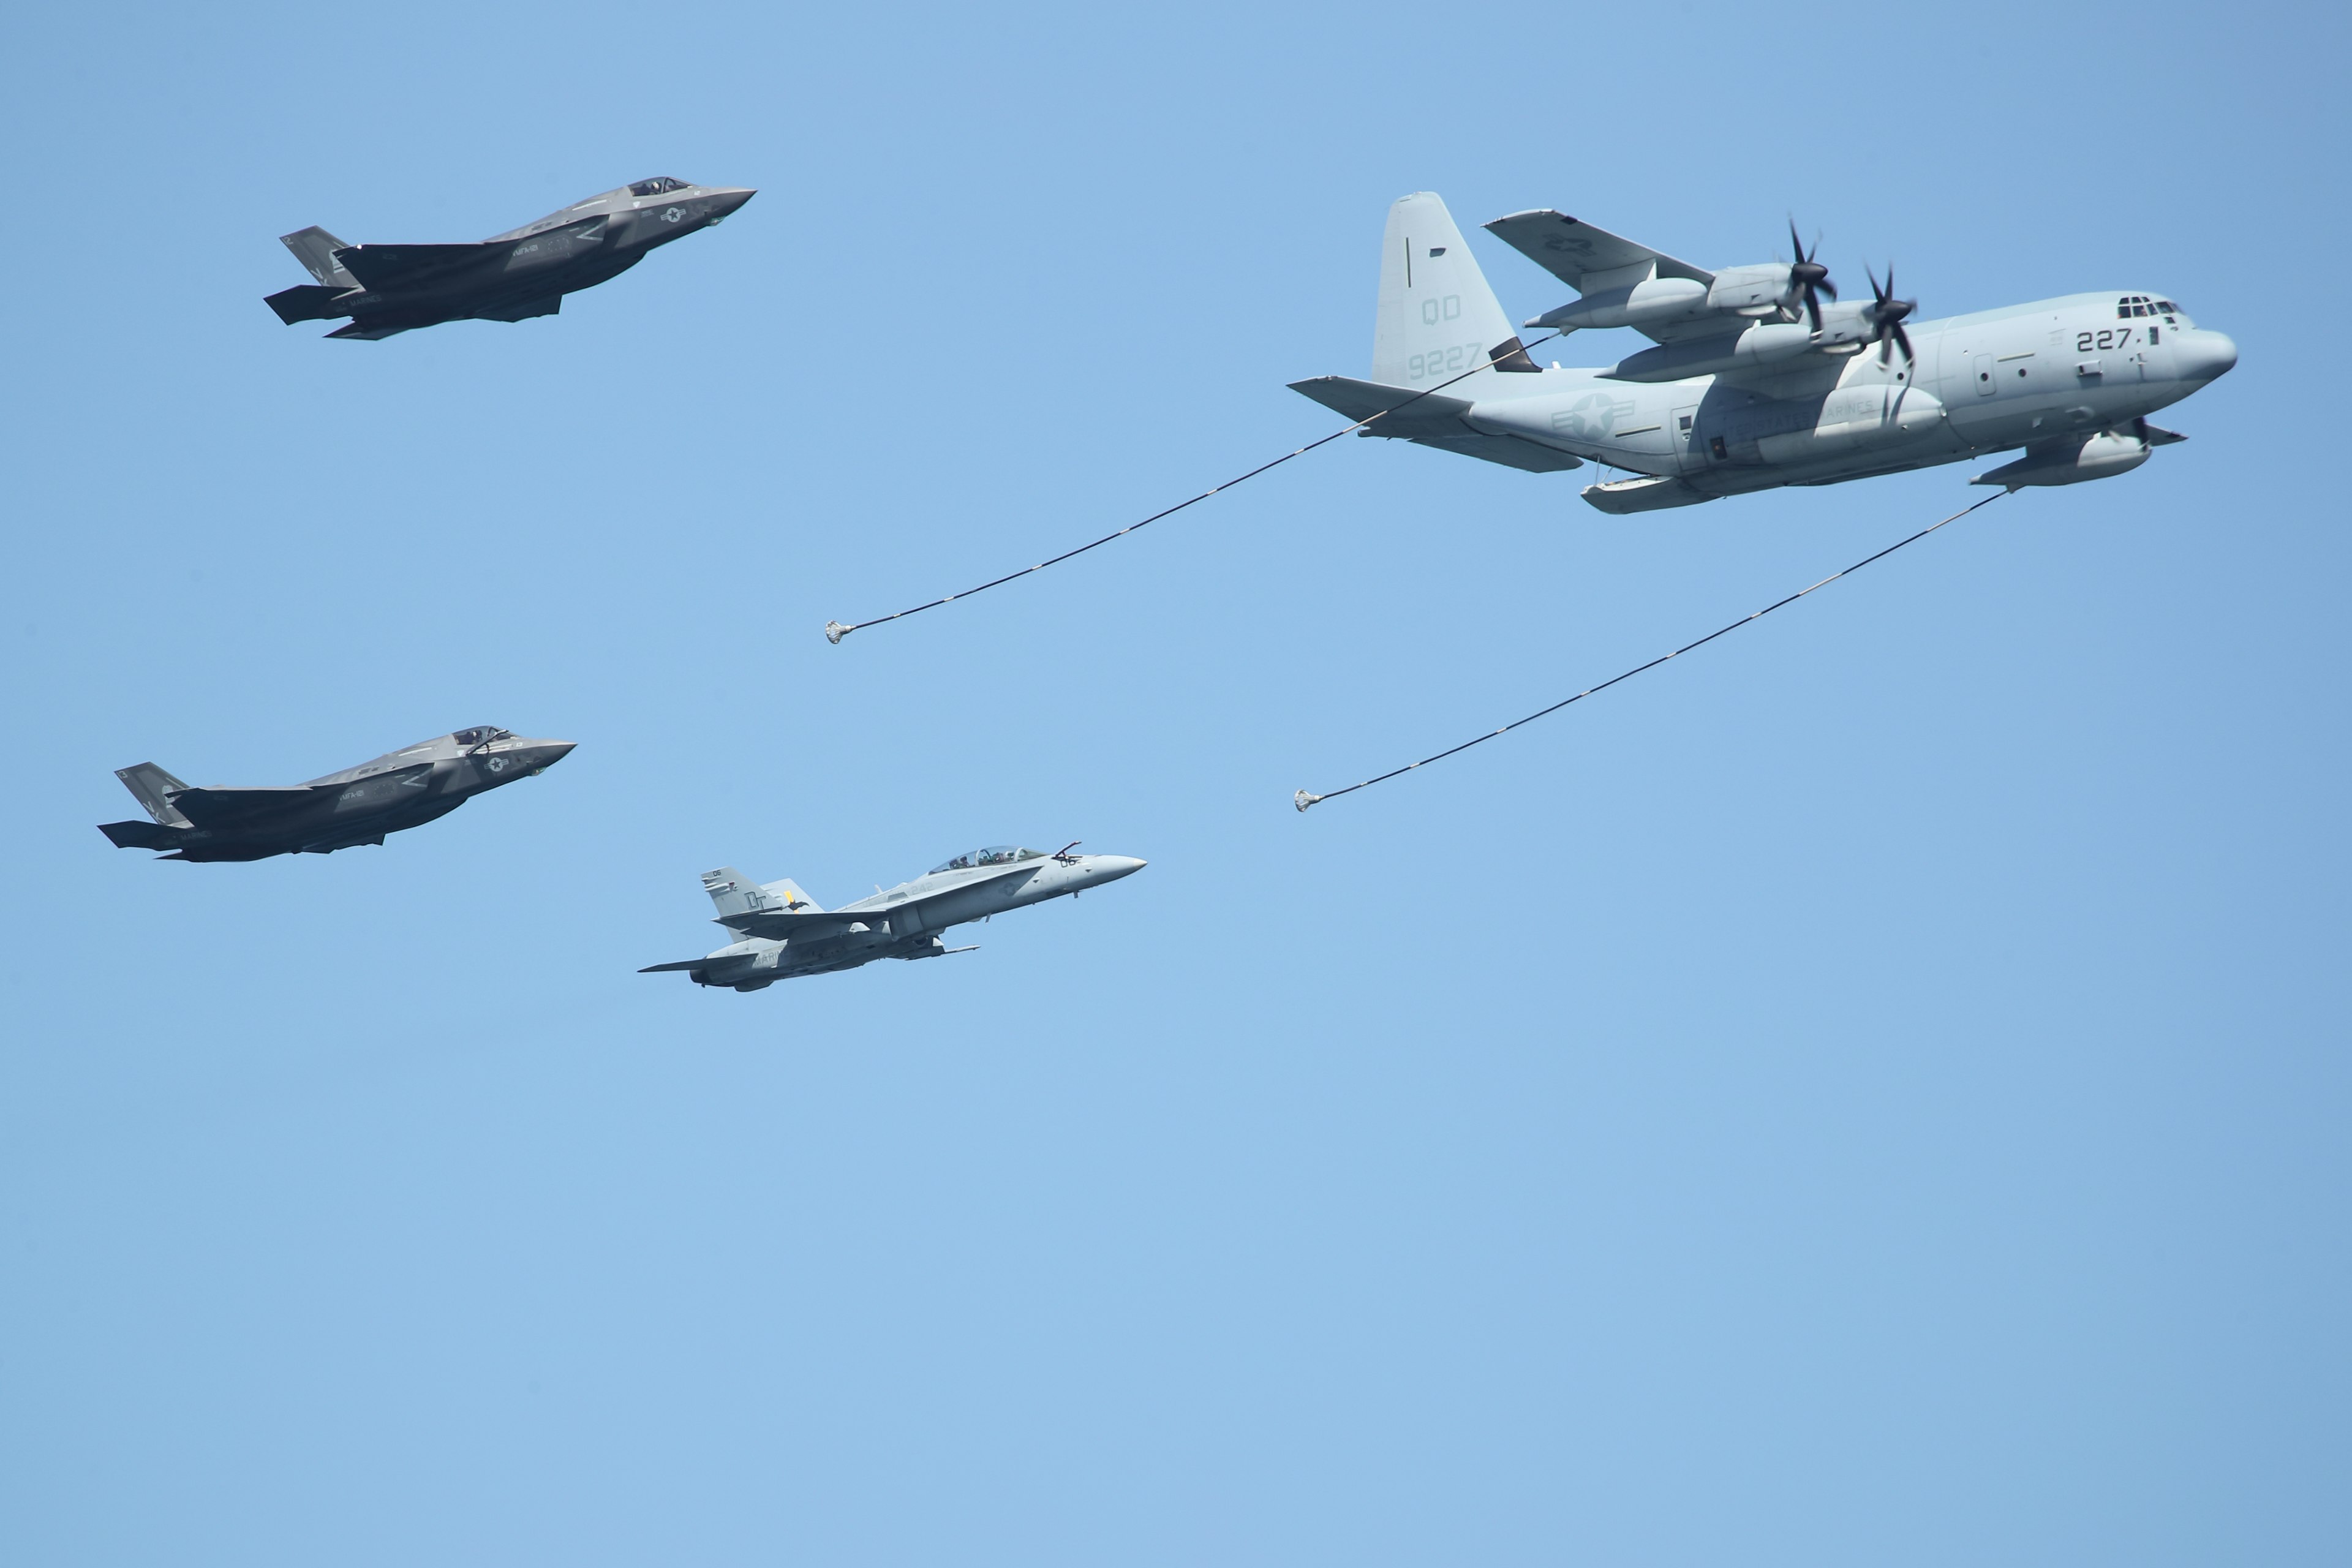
[98,728,574,861]
[641,844,1147,990]
[265,176,754,339]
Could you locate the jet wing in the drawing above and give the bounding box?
[332,243,495,289]
[165,785,328,826]
[717,908,882,941]
[1483,210,1714,293]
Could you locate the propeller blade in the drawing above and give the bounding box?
[1893,322,1914,363]
[1806,291,1823,334]
[1817,278,1838,301]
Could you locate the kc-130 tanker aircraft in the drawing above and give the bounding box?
[1291,193,2237,513]
[265,176,754,339]
[97,728,574,861]
[642,845,1147,990]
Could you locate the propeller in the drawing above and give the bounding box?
[1784,220,1838,333]
[1864,263,1917,364]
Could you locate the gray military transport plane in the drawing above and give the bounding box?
[265,176,754,339]
[641,845,1147,990]
[97,728,573,861]
[1291,193,2237,511]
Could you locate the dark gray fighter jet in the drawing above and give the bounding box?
[265,176,754,339]
[98,727,574,861]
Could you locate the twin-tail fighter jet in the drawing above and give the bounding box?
[1291,193,2237,512]
[641,845,1147,990]
[265,177,754,339]
[98,728,573,861]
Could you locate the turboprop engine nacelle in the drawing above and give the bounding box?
[1602,320,1822,382]
[1972,432,2150,489]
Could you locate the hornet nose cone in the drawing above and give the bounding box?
[2177,328,2237,384]
[1088,855,1147,883]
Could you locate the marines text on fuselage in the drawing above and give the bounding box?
[641,845,1147,990]
[98,727,573,861]
[1291,193,2237,511]
[264,177,754,340]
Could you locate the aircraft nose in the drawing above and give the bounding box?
[1088,855,1147,882]
[2177,328,2237,383]
[709,187,756,217]
[527,741,576,770]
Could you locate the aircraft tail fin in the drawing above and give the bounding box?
[1372,192,1540,390]
[701,867,824,919]
[280,226,360,288]
[115,763,193,827]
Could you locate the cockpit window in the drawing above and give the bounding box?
[628,176,689,197]
[452,726,511,747]
[928,845,1044,873]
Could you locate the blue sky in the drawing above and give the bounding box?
[3,2,2345,1564]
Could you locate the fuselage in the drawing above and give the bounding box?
[1455,292,2236,496]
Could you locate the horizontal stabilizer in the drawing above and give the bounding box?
[99,819,180,850]
[1287,375,1476,433]
[1483,209,1713,293]
[325,319,417,341]
[2139,420,2188,445]
[265,284,353,324]
[639,959,710,974]
[332,242,492,289]
[1405,433,1584,473]
[167,785,325,827]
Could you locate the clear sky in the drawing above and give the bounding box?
[2,2,2345,1564]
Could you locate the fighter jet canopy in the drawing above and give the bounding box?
[929,845,1047,873]
[628,176,691,196]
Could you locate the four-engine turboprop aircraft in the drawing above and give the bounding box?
[1291,192,2237,513]
[640,845,1147,990]
[97,728,575,861]
[265,176,755,339]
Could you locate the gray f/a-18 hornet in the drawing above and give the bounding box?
[641,845,1148,990]
[1291,193,2237,513]
[265,176,755,339]
[98,728,574,861]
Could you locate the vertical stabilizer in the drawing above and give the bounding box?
[279,226,360,290]
[702,867,824,919]
[1372,193,1534,388]
[115,763,193,827]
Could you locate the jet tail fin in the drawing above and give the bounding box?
[1373,193,1540,390]
[701,867,824,920]
[281,226,360,288]
[115,763,193,827]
